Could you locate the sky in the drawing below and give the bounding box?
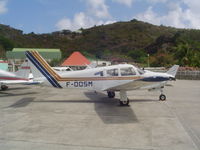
[0,0,200,33]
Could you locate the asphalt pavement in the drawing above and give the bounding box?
[0,80,200,150]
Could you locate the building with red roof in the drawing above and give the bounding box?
[61,51,91,70]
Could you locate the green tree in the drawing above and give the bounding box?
[128,49,146,63]
[174,42,200,67]
[0,36,14,51]
[150,53,174,67]
[49,58,61,67]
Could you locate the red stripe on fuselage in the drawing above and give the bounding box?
[21,66,30,69]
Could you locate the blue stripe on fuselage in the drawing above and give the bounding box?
[25,51,57,88]
[25,51,62,88]
[140,76,169,82]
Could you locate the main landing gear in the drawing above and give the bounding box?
[159,88,166,101]
[107,91,115,98]
[119,90,129,106]
[107,90,129,106]
[1,85,8,91]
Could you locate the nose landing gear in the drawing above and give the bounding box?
[159,94,166,101]
[159,88,166,101]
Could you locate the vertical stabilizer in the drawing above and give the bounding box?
[15,60,30,79]
[25,51,62,88]
[166,65,179,77]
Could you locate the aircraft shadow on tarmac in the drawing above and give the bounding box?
[6,87,32,91]
[8,97,35,108]
[33,92,157,124]
[84,91,139,124]
[0,92,38,97]
[35,96,139,124]
[11,92,156,124]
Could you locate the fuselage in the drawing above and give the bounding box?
[0,69,31,87]
[0,70,22,81]
[39,64,173,91]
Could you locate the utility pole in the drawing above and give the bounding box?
[147,54,150,68]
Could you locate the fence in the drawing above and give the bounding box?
[146,68,200,80]
[176,71,200,80]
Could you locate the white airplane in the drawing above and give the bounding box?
[25,51,179,106]
[0,60,34,90]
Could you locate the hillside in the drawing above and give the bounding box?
[0,19,200,67]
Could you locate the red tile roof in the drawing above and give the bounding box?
[61,51,91,66]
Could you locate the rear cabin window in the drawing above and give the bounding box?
[120,67,136,76]
[94,71,103,76]
[106,69,118,76]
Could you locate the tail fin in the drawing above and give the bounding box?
[15,59,30,79]
[166,65,179,77]
[25,51,62,88]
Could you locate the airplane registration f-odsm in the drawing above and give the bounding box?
[26,51,179,106]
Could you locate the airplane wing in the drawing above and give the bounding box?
[103,79,168,91]
[103,65,179,91]
[0,80,41,85]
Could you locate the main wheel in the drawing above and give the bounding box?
[107,91,115,98]
[119,98,129,106]
[159,94,166,101]
[1,85,8,91]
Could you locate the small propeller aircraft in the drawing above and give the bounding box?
[0,60,34,90]
[25,51,179,106]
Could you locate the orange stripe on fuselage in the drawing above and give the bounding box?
[32,51,61,79]
[30,51,143,81]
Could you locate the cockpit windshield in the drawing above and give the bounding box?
[120,67,136,76]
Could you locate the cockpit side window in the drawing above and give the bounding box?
[106,68,118,76]
[120,67,136,76]
[94,71,103,76]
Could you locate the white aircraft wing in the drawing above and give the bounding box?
[103,79,168,91]
[0,80,41,85]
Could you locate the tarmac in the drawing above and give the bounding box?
[0,80,200,150]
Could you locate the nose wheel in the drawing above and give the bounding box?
[159,88,166,101]
[159,94,166,101]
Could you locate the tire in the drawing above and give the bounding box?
[159,94,166,101]
[1,85,8,91]
[119,98,129,106]
[107,91,115,98]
